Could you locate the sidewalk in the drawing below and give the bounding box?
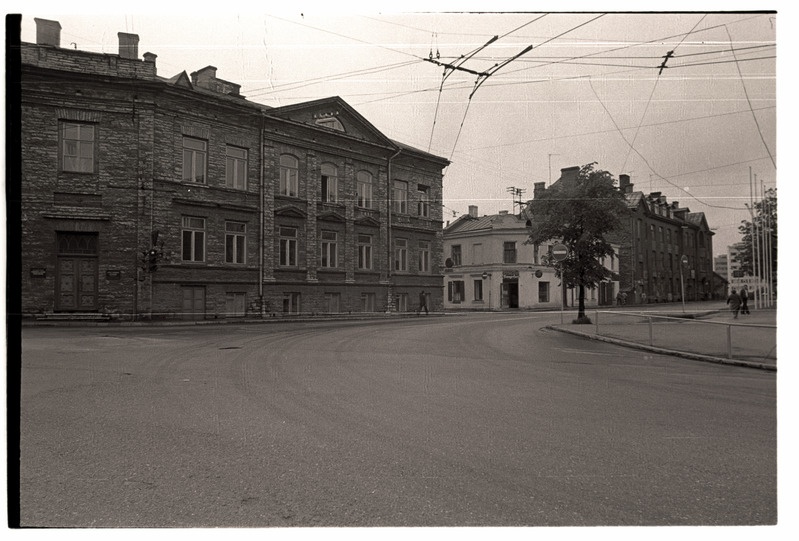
[548,301,777,371]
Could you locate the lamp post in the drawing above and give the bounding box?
[680,255,689,313]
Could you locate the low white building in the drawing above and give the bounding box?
[442,206,619,311]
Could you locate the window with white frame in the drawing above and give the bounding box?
[451,244,462,266]
[503,241,517,264]
[320,231,338,268]
[61,122,95,173]
[182,216,206,262]
[361,292,376,312]
[394,238,408,271]
[418,241,430,273]
[225,221,246,264]
[279,154,299,197]
[358,234,373,270]
[418,185,430,217]
[356,171,373,208]
[392,180,408,214]
[321,163,338,203]
[226,146,247,190]
[474,279,483,301]
[279,226,298,266]
[182,137,207,183]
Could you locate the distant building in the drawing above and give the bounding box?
[441,205,619,310]
[19,18,448,320]
[714,254,729,281]
[524,167,715,305]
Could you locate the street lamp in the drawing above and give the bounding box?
[680,255,689,313]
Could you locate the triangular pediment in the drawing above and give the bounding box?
[318,210,346,223]
[354,216,381,228]
[275,205,307,219]
[266,96,394,147]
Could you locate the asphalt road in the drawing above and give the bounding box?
[18,312,777,527]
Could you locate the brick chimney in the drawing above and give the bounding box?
[118,32,139,60]
[35,18,61,47]
[558,166,580,184]
[468,205,478,218]
[619,174,633,194]
[191,65,242,96]
[533,182,546,199]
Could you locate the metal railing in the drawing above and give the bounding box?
[591,310,777,363]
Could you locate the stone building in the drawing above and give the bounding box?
[19,18,448,320]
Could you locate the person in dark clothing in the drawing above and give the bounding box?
[417,290,429,315]
[740,285,750,315]
[727,289,742,319]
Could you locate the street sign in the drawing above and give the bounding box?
[552,243,568,261]
[680,255,689,266]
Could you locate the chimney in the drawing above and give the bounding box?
[619,174,633,194]
[559,166,580,184]
[35,18,61,47]
[118,32,139,60]
[498,210,509,215]
[468,205,478,218]
[533,182,546,199]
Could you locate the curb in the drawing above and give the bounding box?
[544,325,776,372]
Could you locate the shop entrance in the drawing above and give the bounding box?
[501,280,519,309]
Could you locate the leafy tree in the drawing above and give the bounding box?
[525,163,628,323]
[735,187,777,291]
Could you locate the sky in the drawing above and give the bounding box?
[13,4,781,257]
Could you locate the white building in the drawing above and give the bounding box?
[442,206,619,311]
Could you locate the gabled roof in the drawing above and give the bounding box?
[165,71,192,88]
[444,212,527,235]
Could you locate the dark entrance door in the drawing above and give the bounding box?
[501,281,519,308]
[55,232,98,311]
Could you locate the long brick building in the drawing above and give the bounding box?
[19,18,448,320]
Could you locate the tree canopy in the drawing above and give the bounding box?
[525,163,628,321]
[735,187,776,288]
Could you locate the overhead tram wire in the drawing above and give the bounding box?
[621,14,707,173]
[724,24,776,170]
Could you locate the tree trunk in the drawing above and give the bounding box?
[578,283,586,319]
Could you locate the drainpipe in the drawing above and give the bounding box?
[386,147,402,311]
[258,111,265,315]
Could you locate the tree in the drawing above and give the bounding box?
[525,163,628,323]
[735,187,777,292]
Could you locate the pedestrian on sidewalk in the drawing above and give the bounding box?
[417,290,429,315]
[741,285,750,315]
[727,288,742,319]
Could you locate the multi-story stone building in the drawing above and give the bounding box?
[441,205,620,310]
[521,167,715,305]
[19,18,448,320]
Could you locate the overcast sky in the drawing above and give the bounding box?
[15,5,780,256]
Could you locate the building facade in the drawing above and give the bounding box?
[442,206,619,311]
[19,18,448,320]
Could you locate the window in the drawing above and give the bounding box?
[418,185,430,217]
[472,243,483,265]
[225,292,246,317]
[324,292,341,313]
[283,292,301,314]
[321,163,338,203]
[279,227,298,266]
[279,154,299,197]
[357,171,373,208]
[226,146,247,190]
[392,180,408,214]
[448,280,465,303]
[181,216,206,262]
[394,238,407,271]
[396,293,408,312]
[503,241,517,264]
[451,245,462,266]
[182,137,207,183]
[474,279,483,301]
[358,234,373,270]
[539,282,550,303]
[320,231,338,268]
[225,221,246,264]
[61,122,95,173]
[418,241,430,273]
[361,293,376,312]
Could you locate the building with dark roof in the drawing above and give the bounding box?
[19,18,448,320]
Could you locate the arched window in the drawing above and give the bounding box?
[279,155,299,197]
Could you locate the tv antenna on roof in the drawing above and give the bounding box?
[507,186,526,214]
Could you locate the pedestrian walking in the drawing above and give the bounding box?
[621,291,627,306]
[740,285,750,315]
[417,290,429,315]
[616,291,622,306]
[727,288,742,319]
